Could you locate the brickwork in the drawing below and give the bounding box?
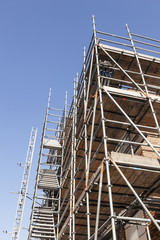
[136,133,160,158]
[146,212,160,240]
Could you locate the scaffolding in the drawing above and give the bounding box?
[12,127,37,240]
[28,16,160,240]
[27,89,69,239]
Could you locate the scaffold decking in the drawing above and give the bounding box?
[28,16,160,240]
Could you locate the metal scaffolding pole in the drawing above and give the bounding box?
[57,91,68,239]
[92,15,117,240]
[86,48,94,106]
[83,46,91,240]
[72,75,78,240]
[146,224,152,240]
[94,162,104,240]
[69,116,73,239]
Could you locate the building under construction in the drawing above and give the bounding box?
[26,16,160,240]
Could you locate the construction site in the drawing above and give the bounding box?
[12,16,160,240]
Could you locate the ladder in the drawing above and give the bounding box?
[12,127,37,240]
[28,89,66,240]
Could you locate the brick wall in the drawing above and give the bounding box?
[135,133,160,239]
[136,132,160,158]
[146,211,160,240]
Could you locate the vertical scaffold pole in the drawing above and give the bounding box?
[146,224,151,240]
[94,161,104,240]
[72,75,77,240]
[70,134,73,238]
[143,210,151,240]
[126,24,160,136]
[92,15,117,240]
[12,127,37,240]
[70,75,78,240]
[83,47,91,240]
[86,47,94,105]
[57,91,68,239]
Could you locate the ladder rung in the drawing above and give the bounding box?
[47,120,63,124]
[45,128,62,132]
[32,230,55,234]
[33,216,53,220]
[33,207,53,210]
[48,113,62,117]
[33,212,55,215]
[38,180,59,184]
[38,172,58,177]
[40,163,61,167]
[42,153,62,158]
[33,211,57,214]
[32,226,55,231]
[38,175,58,179]
[38,185,59,188]
[31,234,56,239]
[33,212,53,216]
[32,223,54,227]
[33,220,54,224]
[33,214,53,218]
[32,213,54,218]
[49,107,63,111]
[38,184,59,188]
[38,174,58,178]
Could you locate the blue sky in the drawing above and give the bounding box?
[1,0,160,239]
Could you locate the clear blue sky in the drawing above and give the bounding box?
[0,0,160,239]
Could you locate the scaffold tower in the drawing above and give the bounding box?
[27,89,68,239]
[12,127,37,240]
[28,16,160,240]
